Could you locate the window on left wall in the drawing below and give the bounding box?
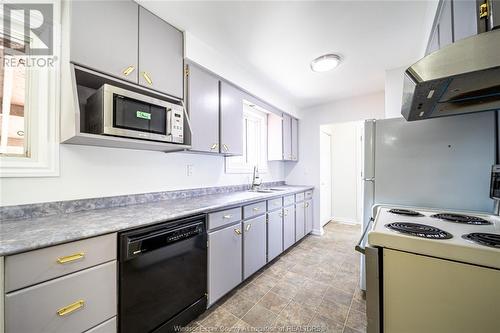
[225,103,268,174]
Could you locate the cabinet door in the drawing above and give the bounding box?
[267,210,283,262]
[187,64,220,152]
[283,206,295,250]
[452,0,478,42]
[291,118,298,161]
[283,114,292,160]
[305,199,313,234]
[220,81,243,155]
[438,0,453,49]
[295,203,306,241]
[70,1,139,83]
[243,215,267,279]
[139,7,183,98]
[208,223,242,306]
[426,28,440,55]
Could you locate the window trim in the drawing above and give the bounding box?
[0,1,60,177]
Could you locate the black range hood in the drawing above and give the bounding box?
[401,29,500,121]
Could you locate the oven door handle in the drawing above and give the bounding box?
[355,217,374,254]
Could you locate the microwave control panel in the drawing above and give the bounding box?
[168,106,184,144]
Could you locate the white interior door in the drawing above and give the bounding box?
[320,131,332,225]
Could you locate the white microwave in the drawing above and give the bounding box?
[86,84,184,144]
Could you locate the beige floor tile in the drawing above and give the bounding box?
[346,309,367,332]
[270,280,300,300]
[323,286,354,307]
[258,291,290,314]
[201,307,239,331]
[351,299,366,314]
[309,313,344,333]
[317,299,350,324]
[241,303,277,329]
[221,293,256,318]
[253,274,279,291]
[279,300,316,326]
[238,282,270,303]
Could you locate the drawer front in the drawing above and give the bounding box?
[5,261,117,333]
[283,195,295,207]
[5,233,117,292]
[208,207,242,230]
[295,192,305,202]
[267,197,283,211]
[243,201,267,219]
[85,317,117,333]
[305,190,313,200]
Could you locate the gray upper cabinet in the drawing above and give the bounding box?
[138,7,183,98]
[452,0,478,42]
[295,203,306,241]
[267,210,283,262]
[187,64,220,152]
[283,114,292,160]
[243,215,267,279]
[70,1,139,83]
[283,206,295,250]
[291,118,298,161]
[220,81,244,155]
[208,222,243,305]
[438,0,453,49]
[305,199,313,234]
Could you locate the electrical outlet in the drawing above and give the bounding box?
[187,164,193,177]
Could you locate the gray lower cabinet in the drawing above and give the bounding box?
[187,64,220,153]
[5,261,117,333]
[243,215,267,279]
[85,317,117,333]
[305,199,313,234]
[283,114,292,160]
[138,7,183,98]
[295,203,306,241]
[220,81,244,155]
[267,209,283,262]
[283,206,295,250]
[208,222,243,306]
[70,1,139,83]
[291,118,298,161]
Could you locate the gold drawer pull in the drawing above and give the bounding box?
[57,252,85,264]
[122,65,135,76]
[223,214,232,219]
[246,224,252,231]
[234,228,242,235]
[253,207,260,211]
[57,300,85,316]
[142,71,153,85]
[223,144,229,152]
[210,143,219,150]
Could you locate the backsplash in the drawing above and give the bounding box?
[0,181,285,221]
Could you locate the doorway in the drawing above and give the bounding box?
[320,130,332,226]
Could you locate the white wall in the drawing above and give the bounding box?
[385,66,406,119]
[0,31,295,207]
[329,121,363,224]
[285,92,385,235]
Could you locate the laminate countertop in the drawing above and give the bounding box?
[0,185,313,256]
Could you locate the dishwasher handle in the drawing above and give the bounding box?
[355,217,373,254]
[121,216,206,261]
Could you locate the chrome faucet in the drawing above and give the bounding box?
[251,165,263,191]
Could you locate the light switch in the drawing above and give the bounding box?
[187,164,193,177]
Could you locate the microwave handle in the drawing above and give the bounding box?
[166,108,173,136]
[180,101,193,138]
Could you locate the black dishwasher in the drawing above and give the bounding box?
[119,215,207,333]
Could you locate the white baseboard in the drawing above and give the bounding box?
[311,228,324,236]
[332,217,361,225]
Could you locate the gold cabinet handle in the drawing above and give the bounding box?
[305,202,310,208]
[210,143,219,150]
[57,300,85,316]
[57,252,85,264]
[142,71,153,85]
[246,224,251,231]
[279,212,283,217]
[223,144,229,152]
[234,228,242,235]
[253,207,260,211]
[223,214,232,219]
[122,65,135,76]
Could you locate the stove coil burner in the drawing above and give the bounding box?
[431,213,491,225]
[388,208,423,216]
[385,222,453,239]
[462,233,500,248]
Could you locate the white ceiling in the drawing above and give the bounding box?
[139,1,436,109]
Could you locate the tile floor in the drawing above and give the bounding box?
[190,222,366,332]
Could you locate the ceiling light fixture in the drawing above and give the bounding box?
[310,54,342,72]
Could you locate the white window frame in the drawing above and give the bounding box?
[0,1,60,177]
[225,104,268,174]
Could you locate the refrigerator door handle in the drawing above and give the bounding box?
[355,218,374,254]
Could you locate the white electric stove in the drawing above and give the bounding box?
[368,206,500,269]
[364,205,500,333]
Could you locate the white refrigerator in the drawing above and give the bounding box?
[359,111,496,290]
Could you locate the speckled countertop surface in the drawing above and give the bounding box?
[0,185,313,256]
